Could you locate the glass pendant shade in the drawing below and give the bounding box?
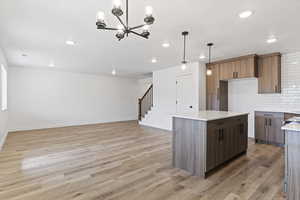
[207,68,212,76]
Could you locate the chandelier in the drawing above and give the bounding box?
[96,0,155,41]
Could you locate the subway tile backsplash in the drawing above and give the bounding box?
[228,52,300,137]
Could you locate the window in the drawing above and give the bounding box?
[1,64,7,111]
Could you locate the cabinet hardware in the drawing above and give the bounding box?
[269,118,272,126]
[265,118,268,126]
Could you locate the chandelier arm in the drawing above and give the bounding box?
[129,30,148,39]
[99,27,119,31]
[129,24,146,31]
[116,16,127,29]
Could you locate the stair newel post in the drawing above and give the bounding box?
[138,98,142,121]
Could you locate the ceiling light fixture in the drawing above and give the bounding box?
[112,69,116,75]
[151,58,157,63]
[206,43,214,76]
[199,55,206,60]
[66,40,76,46]
[267,36,277,44]
[96,0,155,41]
[162,42,170,48]
[239,10,253,18]
[48,62,55,67]
[22,54,27,57]
[181,31,189,71]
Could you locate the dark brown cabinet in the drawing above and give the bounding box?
[258,53,281,94]
[255,111,284,145]
[207,116,248,172]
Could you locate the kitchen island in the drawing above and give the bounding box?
[172,111,249,178]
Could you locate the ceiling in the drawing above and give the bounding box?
[0,0,300,78]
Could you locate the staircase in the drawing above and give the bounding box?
[138,84,153,121]
[138,84,172,130]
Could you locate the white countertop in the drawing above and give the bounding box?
[173,111,249,121]
[256,110,300,115]
[286,117,300,122]
[282,122,300,132]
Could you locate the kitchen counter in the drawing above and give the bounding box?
[173,111,249,121]
[282,122,300,132]
[172,111,248,178]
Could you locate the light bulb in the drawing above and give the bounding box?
[207,69,212,76]
[181,64,187,71]
[117,25,124,32]
[145,6,153,16]
[143,25,150,31]
[112,69,116,75]
[97,11,105,22]
[113,0,122,8]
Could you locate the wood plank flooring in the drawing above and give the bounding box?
[0,121,286,200]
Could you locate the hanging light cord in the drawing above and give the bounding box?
[182,31,189,63]
[183,34,186,62]
[208,45,211,64]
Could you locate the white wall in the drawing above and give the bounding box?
[140,62,206,130]
[154,62,205,113]
[0,48,8,150]
[138,77,152,98]
[228,52,300,138]
[8,67,139,132]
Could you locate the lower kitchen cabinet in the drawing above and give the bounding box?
[173,113,248,178]
[255,111,284,146]
[207,115,248,172]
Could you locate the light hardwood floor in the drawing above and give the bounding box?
[0,121,286,200]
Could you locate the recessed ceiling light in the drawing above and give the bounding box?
[267,37,277,44]
[151,58,157,63]
[112,69,116,75]
[199,55,206,60]
[162,42,170,48]
[239,10,253,19]
[48,62,55,67]
[66,40,76,46]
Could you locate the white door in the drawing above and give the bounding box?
[176,74,195,113]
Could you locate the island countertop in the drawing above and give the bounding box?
[173,111,249,121]
[282,122,300,132]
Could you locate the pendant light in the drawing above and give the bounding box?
[181,31,189,70]
[206,43,214,76]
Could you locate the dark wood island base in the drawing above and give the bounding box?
[172,111,248,178]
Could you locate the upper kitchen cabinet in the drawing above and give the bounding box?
[218,55,258,80]
[258,53,281,94]
[235,55,258,78]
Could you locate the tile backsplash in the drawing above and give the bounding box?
[228,52,300,137]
